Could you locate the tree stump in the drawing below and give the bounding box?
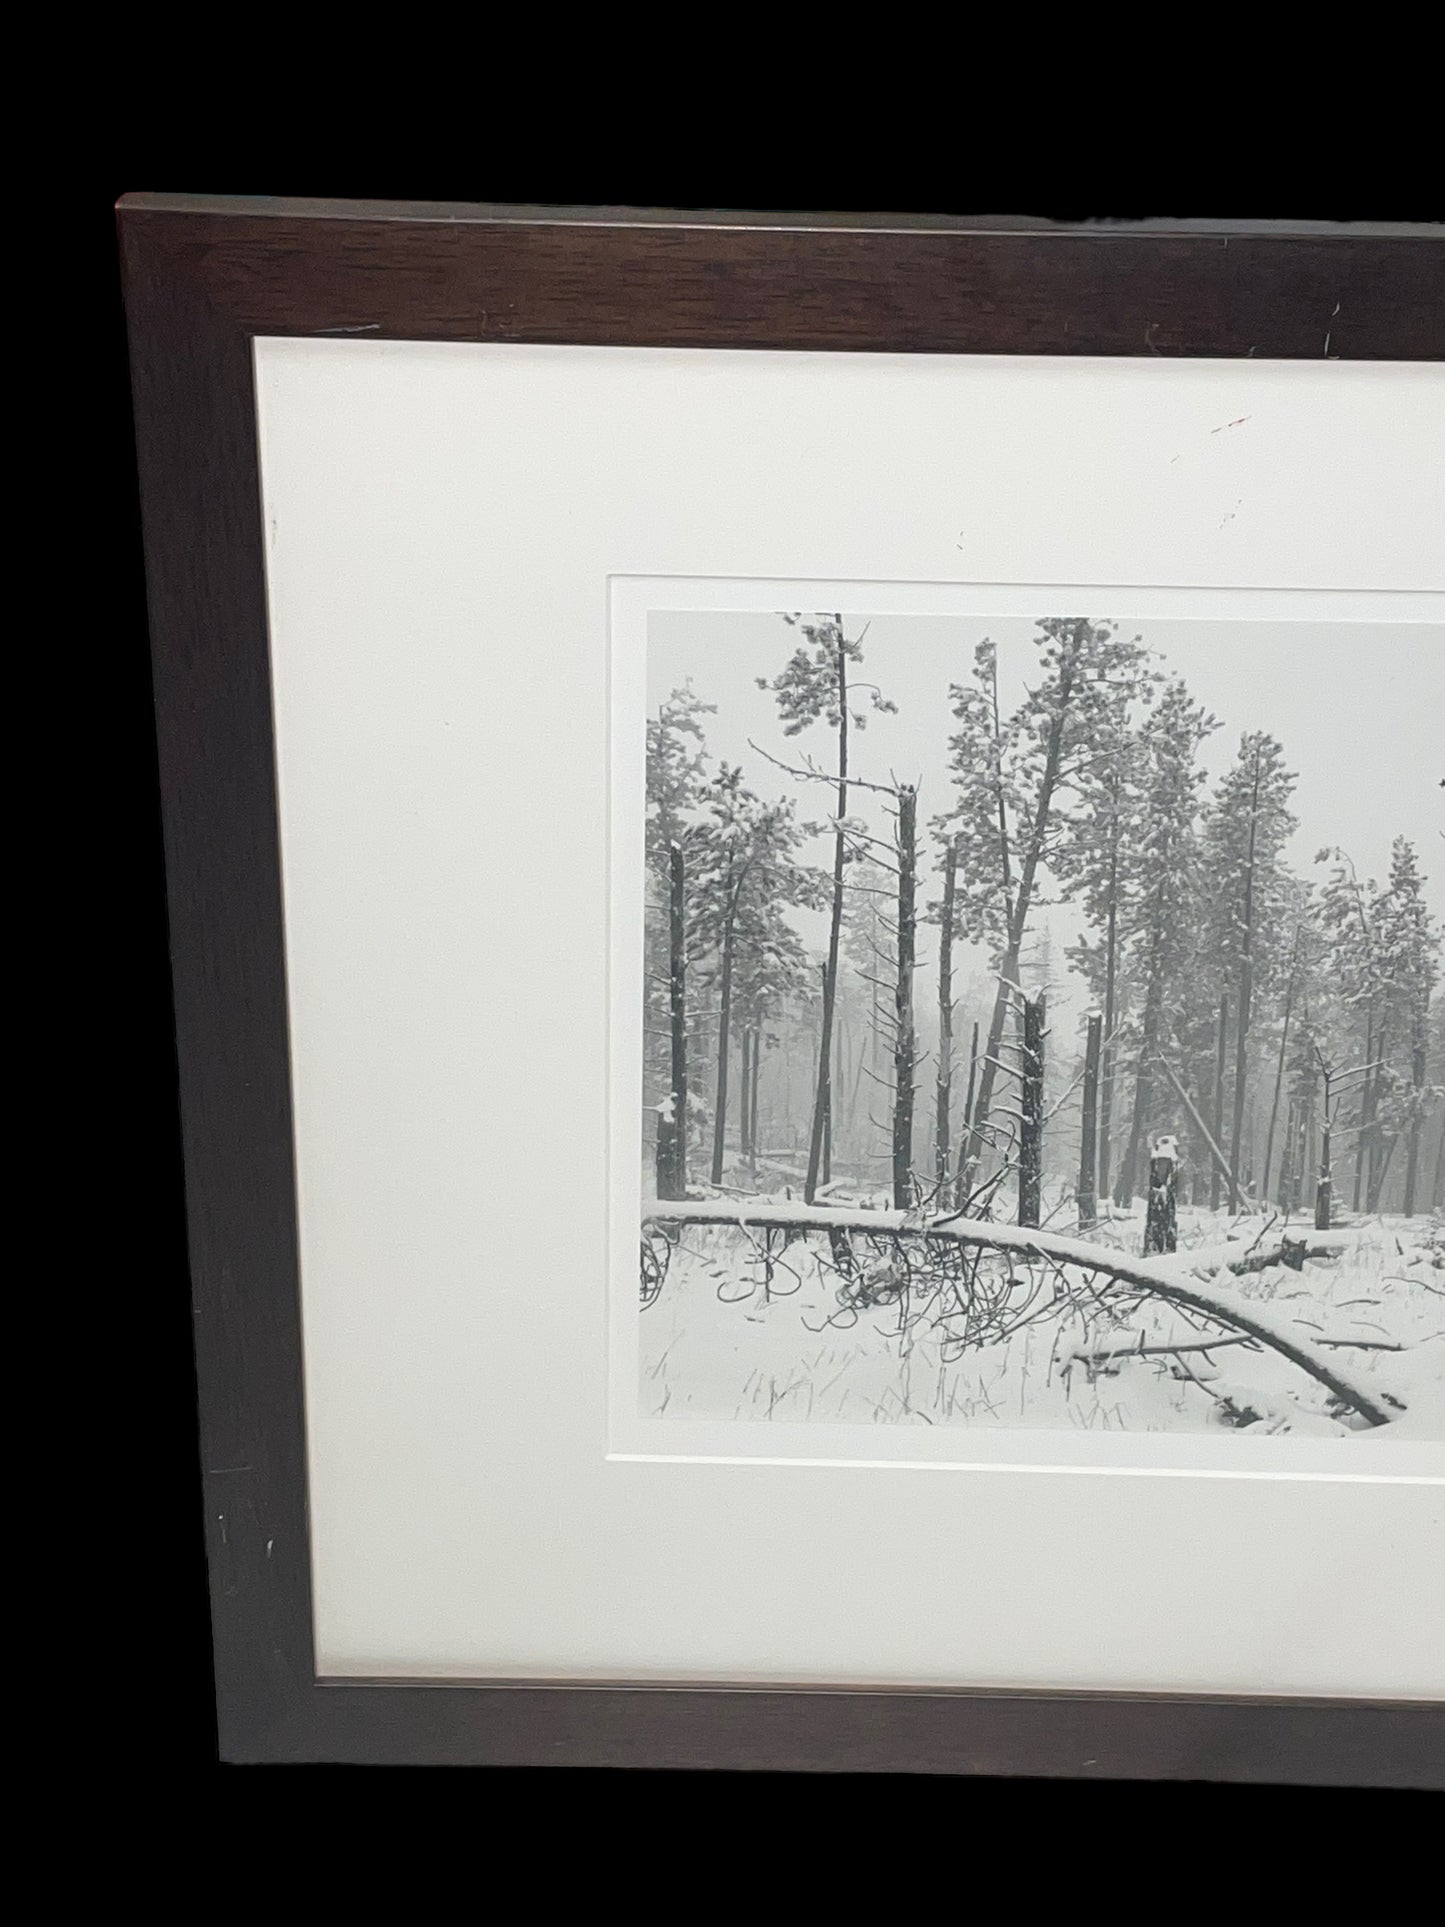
[1144,1139,1178,1255]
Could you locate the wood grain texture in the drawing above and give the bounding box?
[120,196,1445,1777]
[120,199,1444,358]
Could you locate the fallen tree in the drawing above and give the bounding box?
[640,1200,1400,1427]
[1177,1230,1360,1279]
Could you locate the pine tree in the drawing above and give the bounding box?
[645,681,715,873]
[756,615,895,1203]
[1055,697,1148,1199]
[689,766,822,1185]
[945,619,1151,1200]
[1317,847,1390,1212]
[1199,732,1298,1208]
[1376,837,1440,1214]
[1114,678,1217,1206]
[645,683,715,1192]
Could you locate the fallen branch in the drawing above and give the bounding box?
[1074,1332,1404,1368]
[1180,1232,1360,1279]
[641,1201,1401,1426]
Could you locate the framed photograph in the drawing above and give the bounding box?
[122,196,1445,1780]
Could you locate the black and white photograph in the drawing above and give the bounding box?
[637,607,1445,1440]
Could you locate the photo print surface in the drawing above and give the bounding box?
[632,606,1445,1443]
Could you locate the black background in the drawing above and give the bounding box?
[105,120,1439,1824]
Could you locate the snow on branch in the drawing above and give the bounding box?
[640,1202,1400,1426]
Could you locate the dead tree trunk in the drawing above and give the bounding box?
[961,642,1081,1192]
[1018,992,1046,1227]
[1316,1065,1334,1230]
[1353,1019,1373,1212]
[955,1020,980,1209]
[1228,745,1264,1212]
[805,625,848,1205]
[1078,1012,1102,1231]
[1364,1018,1392,1213]
[1278,1097,1297,1211]
[1098,849,1120,1200]
[1210,993,1229,1212]
[1116,961,1167,1209]
[892,786,918,1209]
[935,838,958,1198]
[749,1024,762,1181]
[711,907,739,1187]
[1403,1034,1425,1215]
[1261,930,1301,1203]
[656,843,689,1200]
[1144,1144,1178,1255]
[738,1029,751,1159]
[1153,1052,1255,1206]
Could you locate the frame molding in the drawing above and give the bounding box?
[120,196,1445,1779]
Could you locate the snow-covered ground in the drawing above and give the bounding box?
[639,1201,1445,1437]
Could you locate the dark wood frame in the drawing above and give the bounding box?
[120,195,1445,1781]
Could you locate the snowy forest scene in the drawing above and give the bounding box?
[638,608,1445,1440]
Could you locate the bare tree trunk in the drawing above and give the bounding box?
[1353,1018,1372,1212]
[805,625,848,1204]
[1403,1030,1425,1215]
[834,1011,847,1176]
[656,844,689,1200]
[1154,1051,1245,1204]
[955,1020,980,1209]
[1077,1012,1102,1231]
[710,912,738,1187]
[1261,938,1300,1205]
[935,839,957,1197]
[738,1029,750,1159]
[1144,1146,1178,1255]
[750,1022,762,1179]
[1373,1129,1401,1213]
[1098,838,1120,1200]
[1018,992,1046,1227]
[1316,1069,1334,1229]
[892,787,918,1209]
[1364,1020,1394,1213]
[1278,1097,1297,1211]
[1228,746,1263,1211]
[962,642,1081,1190]
[740,1028,754,1163]
[1116,965,1166,1210]
[818,963,833,1190]
[1210,993,1229,1212]
[1431,1096,1445,1212]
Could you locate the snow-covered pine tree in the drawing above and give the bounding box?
[1199,731,1299,1208]
[645,682,715,1195]
[1258,889,1316,1206]
[1317,847,1389,1212]
[756,615,895,1203]
[1054,665,1151,1199]
[944,620,1152,1201]
[1113,677,1218,1207]
[1375,836,1440,1214]
[840,853,897,1185]
[731,898,815,1182]
[688,764,822,1186]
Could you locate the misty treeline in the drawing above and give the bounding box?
[645,614,1444,1234]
